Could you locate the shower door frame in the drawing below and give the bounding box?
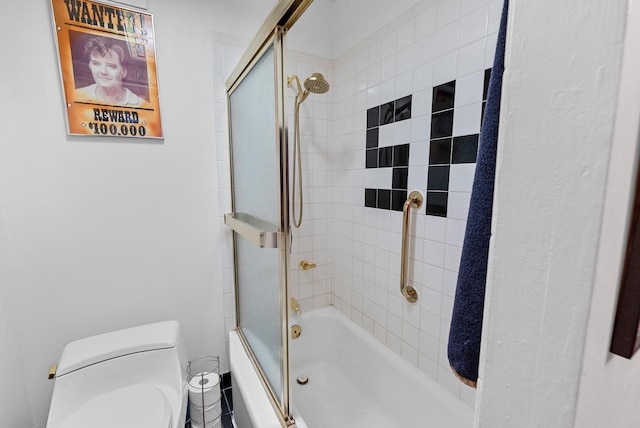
[227,31,292,426]
[225,1,313,426]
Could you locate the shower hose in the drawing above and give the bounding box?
[292,97,304,228]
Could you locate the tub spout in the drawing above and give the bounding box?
[290,297,301,315]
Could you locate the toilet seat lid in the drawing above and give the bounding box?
[63,384,172,428]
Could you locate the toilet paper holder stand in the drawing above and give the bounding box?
[186,355,221,428]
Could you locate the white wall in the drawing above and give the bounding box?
[331,0,425,58]
[574,2,640,425]
[0,212,32,426]
[3,0,634,426]
[476,0,629,426]
[288,0,426,60]
[208,0,277,41]
[0,0,267,425]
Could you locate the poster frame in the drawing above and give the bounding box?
[50,0,163,139]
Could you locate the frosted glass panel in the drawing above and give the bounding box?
[229,44,283,401]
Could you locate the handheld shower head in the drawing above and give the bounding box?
[303,72,330,94]
[288,71,331,229]
[288,72,330,105]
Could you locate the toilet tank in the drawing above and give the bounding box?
[57,320,183,376]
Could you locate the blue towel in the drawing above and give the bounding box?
[447,0,509,387]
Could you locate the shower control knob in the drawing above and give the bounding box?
[299,260,317,270]
[291,325,302,339]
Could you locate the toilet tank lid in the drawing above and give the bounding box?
[56,320,180,377]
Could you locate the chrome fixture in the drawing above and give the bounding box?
[290,297,301,315]
[287,72,330,228]
[298,260,317,270]
[287,73,330,104]
[224,213,279,248]
[291,324,302,339]
[301,72,330,95]
[400,191,423,303]
[48,364,57,380]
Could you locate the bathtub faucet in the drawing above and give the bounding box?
[290,297,301,315]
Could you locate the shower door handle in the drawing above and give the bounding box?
[224,213,279,248]
[400,191,423,303]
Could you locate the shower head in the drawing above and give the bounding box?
[288,72,330,105]
[288,72,330,229]
[303,72,330,94]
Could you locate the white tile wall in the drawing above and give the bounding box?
[286,51,336,314]
[214,0,501,409]
[455,71,485,106]
[453,102,483,136]
[330,0,500,408]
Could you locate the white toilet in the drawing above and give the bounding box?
[46,320,189,428]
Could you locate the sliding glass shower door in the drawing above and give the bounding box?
[225,29,293,424]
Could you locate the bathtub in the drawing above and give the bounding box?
[229,306,473,428]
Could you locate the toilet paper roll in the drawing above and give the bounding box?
[191,417,221,428]
[190,398,221,417]
[190,402,221,425]
[188,372,220,392]
[188,372,220,407]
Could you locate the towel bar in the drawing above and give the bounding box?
[400,191,423,303]
[224,212,279,248]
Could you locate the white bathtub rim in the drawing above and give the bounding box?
[228,331,281,428]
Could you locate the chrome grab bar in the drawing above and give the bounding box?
[400,191,423,303]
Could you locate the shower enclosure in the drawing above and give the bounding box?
[223,0,497,425]
[224,1,313,425]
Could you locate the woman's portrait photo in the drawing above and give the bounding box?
[70,31,151,108]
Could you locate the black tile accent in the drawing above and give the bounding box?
[429,138,452,165]
[223,388,233,414]
[431,110,454,139]
[432,81,456,113]
[367,106,380,128]
[393,144,410,167]
[392,168,408,190]
[427,165,450,191]
[366,128,379,149]
[395,95,412,122]
[221,372,232,389]
[222,413,233,428]
[221,387,234,428]
[364,75,486,215]
[481,101,488,124]
[483,68,492,101]
[452,135,479,164]
[426,191,448,217]
[222,390,232,416]
[366,149,378,168]
[365,188,377,208]
[377,189,391,210]
[378,147,393,168]
[380,102,395,125]
[392,190,408,211]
